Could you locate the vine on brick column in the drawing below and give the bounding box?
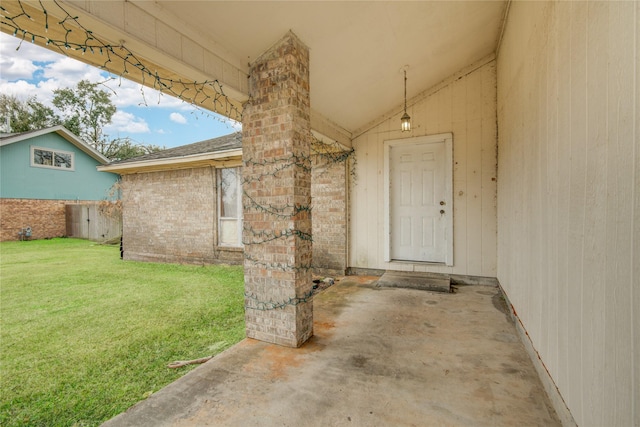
[240,135,355,287]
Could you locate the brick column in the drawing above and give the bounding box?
[242,31,313,347]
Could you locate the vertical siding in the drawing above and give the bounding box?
[496,2,638,425]
[65,203,122,242]
[350,60,497,277]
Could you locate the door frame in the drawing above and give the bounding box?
[383,132,453,265]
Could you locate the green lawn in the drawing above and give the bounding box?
[0,238,245,427]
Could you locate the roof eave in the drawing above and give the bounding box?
[0,125,110,164]
[98,148,243,174]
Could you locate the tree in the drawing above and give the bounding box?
[0,94,60,133]
[104,137,164,161]
[3,81,163,161]
[52,80,116,154]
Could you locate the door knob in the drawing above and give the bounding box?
[440,210,445,215]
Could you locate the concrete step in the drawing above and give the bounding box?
[376,271,451,293]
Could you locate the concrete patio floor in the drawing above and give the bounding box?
[102,276,561,426]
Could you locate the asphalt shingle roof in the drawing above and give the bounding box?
[109,132,242,165]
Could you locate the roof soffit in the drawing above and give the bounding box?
[1,1,506,139]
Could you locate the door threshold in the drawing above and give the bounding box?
[389,259,447,266]
[376,270,451,293]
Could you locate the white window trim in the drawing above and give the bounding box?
[217,167,243,248]
[30,145,75,171]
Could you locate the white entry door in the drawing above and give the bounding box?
[386,135,452,264]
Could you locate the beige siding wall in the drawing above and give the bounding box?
[497,2,639,425]
[350,60,497,277]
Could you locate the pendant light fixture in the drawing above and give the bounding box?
[401,68,411,132]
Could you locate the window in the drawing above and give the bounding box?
[31,146,74,170]
[218,167,243,247]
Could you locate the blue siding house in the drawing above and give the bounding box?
[0,126,119,241]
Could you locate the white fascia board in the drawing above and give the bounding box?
[98,148,243,173]
[1,125,110,164]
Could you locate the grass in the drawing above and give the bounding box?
[0,238,245,427]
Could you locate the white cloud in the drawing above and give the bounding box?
[41,57,104,87]
[228,119,242,131]
[0,80,40,101]
[0,32,60,67]
[0,33,168,110]
[101,78,184,110]
[0,32,232,147]
[0,55,38,80]
[169,112,187,124]
[0,33,230,116]
[105,111,150,134]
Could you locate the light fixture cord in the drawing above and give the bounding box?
[404,69,407,112]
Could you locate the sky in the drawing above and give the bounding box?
[0,31,240,149]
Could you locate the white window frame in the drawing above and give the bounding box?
[217,167,243,248]
[30,146,75,171]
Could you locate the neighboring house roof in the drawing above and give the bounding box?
[0,125,110,165]
[98,132,243,174]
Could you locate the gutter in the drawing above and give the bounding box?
[98,148,243,174]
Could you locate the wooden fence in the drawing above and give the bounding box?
[65,203,121,242]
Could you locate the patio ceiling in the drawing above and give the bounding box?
[157,1,507,136]
[1,1,507,143]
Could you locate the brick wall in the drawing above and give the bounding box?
[242,32,313,347]
[1,198,75,241]
[311,154,348,276]
[119,156,348,271]
[121,167,243,265]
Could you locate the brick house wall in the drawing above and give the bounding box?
[121,167,243,265]
[1,198,122,242]
[311,154,348,276]
[120,157,348,272]
[1,198,75,241]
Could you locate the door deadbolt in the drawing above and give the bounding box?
[440,201,446,206]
